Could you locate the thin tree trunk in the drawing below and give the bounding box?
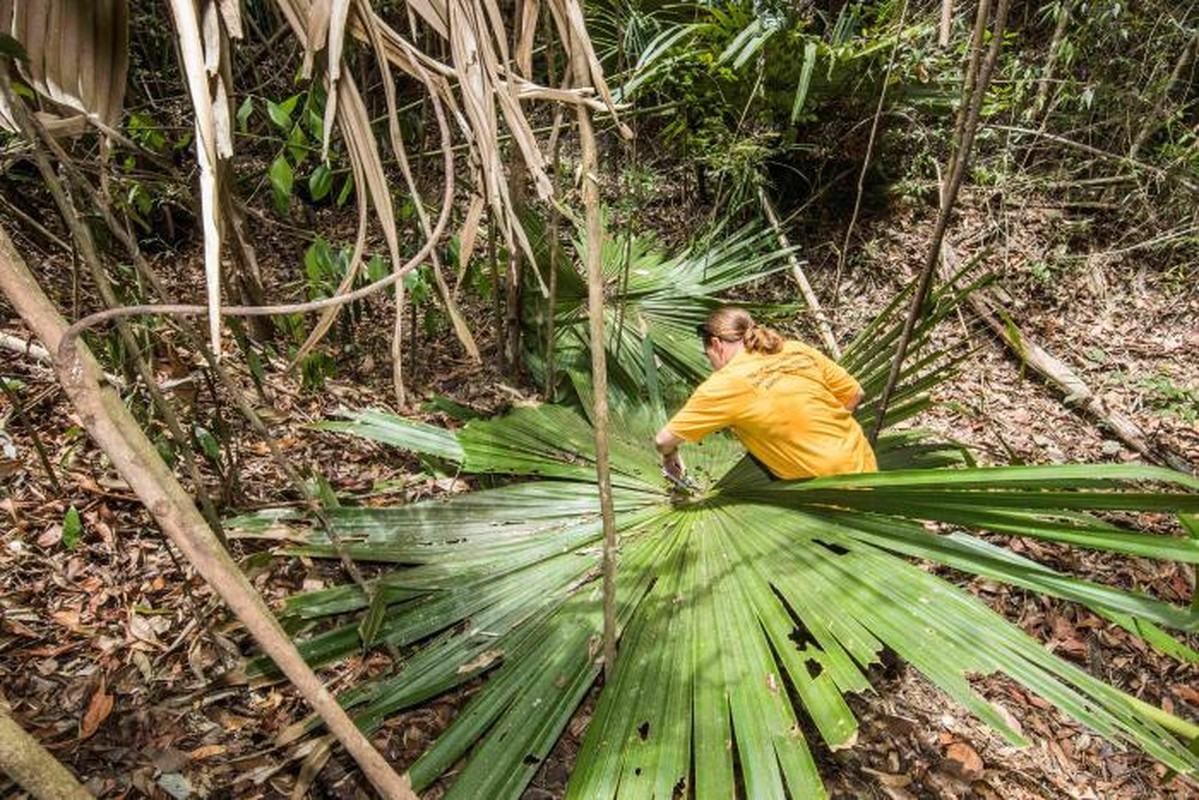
[871,0,1010,443]
[570,34,619,681]
[8,86,226,539]
[939,0,952,46]
[0,701,91,800]
[833,0,909,317]
[1029,0,1072,121]
[945,0,991,185]
[759,188,841,358]
[0,226,416,800]
[1129,27,1199,160]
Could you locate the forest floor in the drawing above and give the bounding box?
[1,181,1198,799]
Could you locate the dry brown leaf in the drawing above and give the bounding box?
[127,612,162,646]
[80,680,114,740]
[52,608,82,631]
[188,743,228,761]
[988,700,1025,739]
[863,767,914,788]
[456,193,487,287]
[457,649,504,674]
[167,0,224,355]
[943,741,985,780]
[37,523,62,548]
[1173,683,1199,705]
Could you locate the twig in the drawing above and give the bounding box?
[0,194,71,253]
[16,86,437,666]
[758,188,840,358]
[834,0,910,313]
[0,226,415,800]
[0,333,119,383]
[995,124,1199,194]
[7,84,226,541]
[1028,0,1073,121]
[1129,27,1199,160]
[0,373,62,494]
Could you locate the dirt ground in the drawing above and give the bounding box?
[1,184,1197,799]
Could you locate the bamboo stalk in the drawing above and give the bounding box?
[758,188,840,359]
[1128,27,1199,160]
[939,0,952,46]
[871,0,1010,443]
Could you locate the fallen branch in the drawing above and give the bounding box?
[1,330,127,390]
[940,240,1194,475]
[758,188,841,359]
[0,698,90,800]
[0,225,416,799]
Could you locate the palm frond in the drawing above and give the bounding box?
[236,392,1199,797]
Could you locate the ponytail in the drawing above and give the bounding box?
[743,323,784,354]
[702,307,785,355]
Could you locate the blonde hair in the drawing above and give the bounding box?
[701,307,784,354]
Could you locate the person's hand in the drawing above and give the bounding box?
[662,450,685,480]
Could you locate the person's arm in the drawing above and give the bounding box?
[655,426,687,478]
[810,345,864,410]
[654,374,745,479]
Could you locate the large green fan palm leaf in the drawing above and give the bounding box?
[236,394,1199,797]
[231,217,1198,796]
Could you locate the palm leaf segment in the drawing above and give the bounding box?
[242,398,1199,797]
[522,215,800,404]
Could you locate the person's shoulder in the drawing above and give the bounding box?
[783,340,819,357]
[700,361,754,394]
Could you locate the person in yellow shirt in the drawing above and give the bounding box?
[654,307,877,481]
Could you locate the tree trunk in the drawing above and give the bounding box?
[871,0,1010,443]
[570,32,619,680]
[0,701,91,800]
[939,0,952,46]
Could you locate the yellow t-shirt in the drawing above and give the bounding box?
[666,341,877,479]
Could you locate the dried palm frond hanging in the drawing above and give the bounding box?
[267,0,626,401]
[165,0,240,355]
[0,0,129,134]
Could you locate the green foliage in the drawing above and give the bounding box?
[519,211,800,405]
[243,87,353,213]
[247,398,1199,798]
[1133,374,1199,424]
[61,506,82,549]
[115,110,190,234]
[597,0,956,212]
[0,32,29,62]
